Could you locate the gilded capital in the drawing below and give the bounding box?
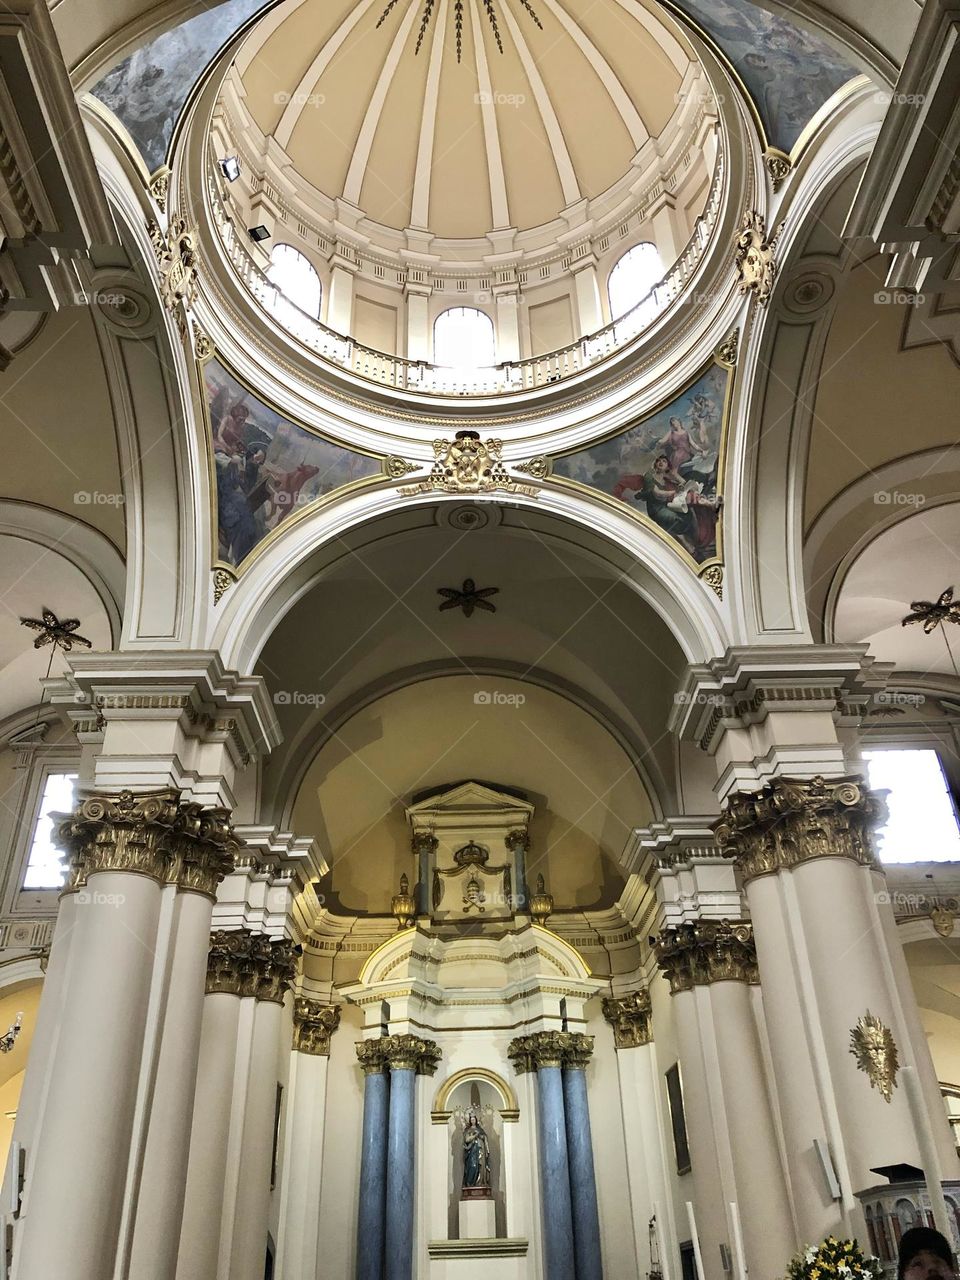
[57,788,238,899]
[367,1033,442,1075]
[293,999,341,1056]
[206,929,298,1003]
[602,989,653,1049]
[713,775,885,885]
[507,1030,595,1073]
[652,919,758,993]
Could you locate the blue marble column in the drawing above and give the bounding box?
[536,1062,577,1280]
[355,1046,389,1280]
[384,1058,417,1280]
[563,1057,604,1280]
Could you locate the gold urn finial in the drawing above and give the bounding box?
[528,873,554,926]
[392,872,416,931]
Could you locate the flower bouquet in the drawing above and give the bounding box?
[786,1238,885,1280]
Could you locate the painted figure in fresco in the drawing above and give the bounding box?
[640,456,721,561]
[462,1112,491,1193]
[658,416,707,476]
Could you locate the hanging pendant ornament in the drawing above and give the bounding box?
[377,0,542,63]
[19,609,92,652]
[902,586,960,678]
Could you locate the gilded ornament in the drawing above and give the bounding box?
[293,999,341,1056]
[376,1033,442,1074]
[902,586,960,633]
[714,328,739,367]
[713,775,886,885]
[386,456,420,479]
[20,609,92,652]
[931,907,955,938]
[397,431,537,497]
[507,1030,594,1074]
[700,563,723,599]
[651,919,758,993]
[149,215,198,333]
[734,210,783,305]
[391,872,417,930]
[849,1011,900,1103]
[193,324,213,361]
[514,456,549,481]
[206,929,298,1003]
[528,873,554,926]
[764,150,791,192]
[213,567,237,604]
[356,1039,388,1075]
[602,989,653,1049]
[149,166,170,213]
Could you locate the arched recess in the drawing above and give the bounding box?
[433,1069,519,1121]
[211,488,729,677]
[727,82,884,644]
[84,102,213,649]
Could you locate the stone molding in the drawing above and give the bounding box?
[292,998,341,1056]
[206,928,298,1003]
[57,788,239,899]
[651,919,758,993]
[601,989,653,1048]
[713,775,884,885]
[507,1031,595,1074]
[354,1034,442,1076]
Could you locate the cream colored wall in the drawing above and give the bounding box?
[0,983,43,1174]
[291,675,651,916]
[0,309,125,549]
[905,938,960,1086]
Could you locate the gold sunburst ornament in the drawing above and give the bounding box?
[378,0,543,63]
[849,1011,899,1103]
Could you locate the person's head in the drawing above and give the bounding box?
[899,1228,957,1280]
[654,454,670,474]
[669,416,683,431]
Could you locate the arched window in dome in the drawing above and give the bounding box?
[266,243,322,319]
[608,242,663,321]
[433,307,496,369]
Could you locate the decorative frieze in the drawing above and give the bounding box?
[206,929,298,1003]
[56,788,240,898]
[651,920,758,994]
[507,1031,595,1074]
[292,998,341,1056]
[713,775,885,885]
[354,1034,442,1076]
[601,989,653,1049]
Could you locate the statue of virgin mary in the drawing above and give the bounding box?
[461,1111,491,1195]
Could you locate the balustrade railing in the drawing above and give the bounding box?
[205,150,723,398]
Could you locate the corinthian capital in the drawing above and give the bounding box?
[293,999,341,1056]
[507,1030,595,1073]
[651,919,758,994]
[602,989,653,1049]
[206,929,298,1003]
[367,1033,442,1075]
[56,788,239,898]
[713,775,885,885]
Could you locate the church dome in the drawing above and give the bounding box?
[221,0,705,249]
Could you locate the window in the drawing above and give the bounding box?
[433,308,496,369]
[608,242,663,321]
[864,749,960,863]
[23,772,77,889]
[266,244,322,319]
[665,1061,691,1175]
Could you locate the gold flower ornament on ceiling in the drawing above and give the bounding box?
[378,0,543,62]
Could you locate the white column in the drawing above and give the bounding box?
[177,991,244,1280]
[13,870,162,1280]
[648,194,682,266]
[274,1002,340,1278]
[229,997,285,1280]
[494,289,522,362]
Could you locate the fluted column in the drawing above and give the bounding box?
[355,1041,390,1280]
[562,1035,604,1280]
[508,1034,576,1280]
[653,919,795,1280]
[602,991,677,1280]
[176,930,297,1280]
[715,776,957,1239]
[275,1000,341,1279]
[11,790,236,1280]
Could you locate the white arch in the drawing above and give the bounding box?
[210,485,730,676]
